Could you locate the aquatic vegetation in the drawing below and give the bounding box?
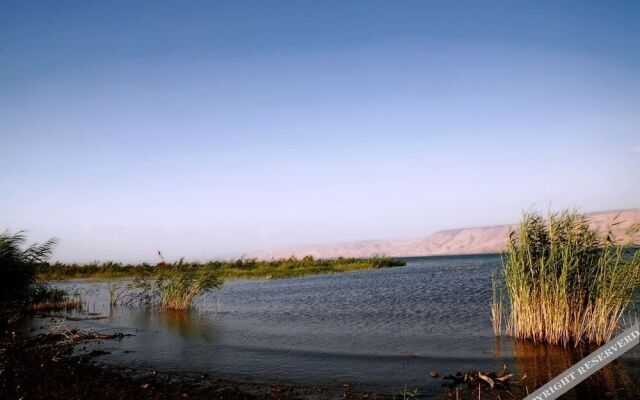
[493,210,640,347]
[397,386,421,399]
[108,282,126,306]
[37,261,158,280]
[0,230,57,304]
[25,283,83,312]
[27,283,68,304]
[36,256,406,281]
[27,299,84,313]
[107,256,403,310]
[490,274,503,337]
[120,262,223,310]
[217,256,405,279]
[0,231,81,315]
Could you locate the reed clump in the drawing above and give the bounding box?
[121,262,223,311]
[25,283,83,312]
[27,299,83,312]
[493,210,640,347]
[0,230,57,304]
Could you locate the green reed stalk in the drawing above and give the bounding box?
[490,274,503,336]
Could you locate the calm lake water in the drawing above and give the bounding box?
[24,254,640,398]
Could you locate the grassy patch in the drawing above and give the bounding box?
[36,256,406,281]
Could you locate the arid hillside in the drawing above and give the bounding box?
[250,209,640,259]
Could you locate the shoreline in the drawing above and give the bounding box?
[0,328,381,400]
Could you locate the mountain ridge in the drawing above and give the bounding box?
[249,208,640,259]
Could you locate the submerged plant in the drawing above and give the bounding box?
[27,283,68,304]
[397,386,421,400]
[108,282,126,306]
[493,210,640,347]
[121,262,223,311]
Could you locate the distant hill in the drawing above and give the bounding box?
[249,208,640,259]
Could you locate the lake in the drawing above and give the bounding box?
[23,254,640,398]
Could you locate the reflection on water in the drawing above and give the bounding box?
[121,307,223,341]
[23,255,639,399]
[510,338,639,399]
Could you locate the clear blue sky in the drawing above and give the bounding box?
[1,1,639,262]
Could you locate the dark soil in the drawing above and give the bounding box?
[0,328,381,400]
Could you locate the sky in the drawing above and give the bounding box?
[1,1,639,262]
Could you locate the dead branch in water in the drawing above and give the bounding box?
[47,320,131,343]
[435,364,524,399]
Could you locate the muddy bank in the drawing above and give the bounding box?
[0,329,533,400]
[2,324,636,399]
[0,328,373,400]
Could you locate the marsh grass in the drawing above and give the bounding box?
[36,256,405,281]
[0,230,57,304]
[0,230,77,316]
[111,256,402,310]
[27,299,83,312]
[218,256,404,279]
[28,283,68,303]
[493,210,640,347]
[25,282,83,312]
[108,282,126,306]
[120,262,223,310]
[490,274,503,336]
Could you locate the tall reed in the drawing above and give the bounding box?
[494,210,640,347]
[25,282,83,312]
[0,230,57,304]
[490,274,503,336]
[122,262,223,311]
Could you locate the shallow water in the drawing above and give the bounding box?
[24,255,640,398]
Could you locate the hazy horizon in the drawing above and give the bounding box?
[2,1,639,263]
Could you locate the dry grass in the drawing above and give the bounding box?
[27,300,83,313]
